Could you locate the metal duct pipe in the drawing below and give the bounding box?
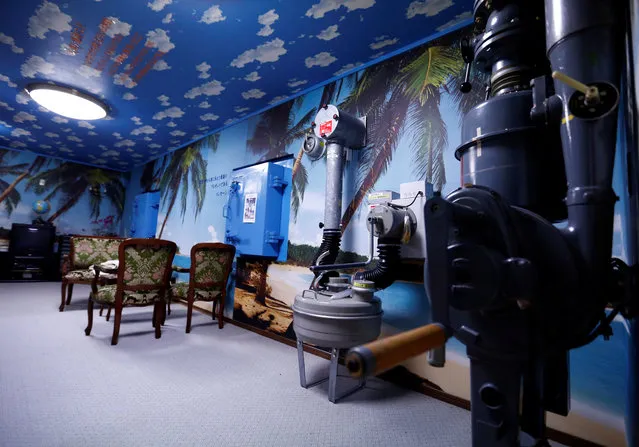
[308,105,366,278]
[324,142,345,231]
[545,0,623,323]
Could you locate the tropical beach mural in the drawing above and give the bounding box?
[0,148,129,235]
[123,27,631,446]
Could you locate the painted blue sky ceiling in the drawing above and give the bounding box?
[0,0,472,171]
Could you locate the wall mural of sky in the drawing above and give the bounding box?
[121,25,633,446]
[0,0,472,171]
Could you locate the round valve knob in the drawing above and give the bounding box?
[551,71,619,120]
[552,71,600,104]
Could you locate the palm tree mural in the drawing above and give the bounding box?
[26,162,126,222]
[338,36,486,231]
[247,98,315,222]
[156,135,216,238]
[0,149,48,210]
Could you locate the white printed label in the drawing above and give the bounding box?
[243,193,257,223]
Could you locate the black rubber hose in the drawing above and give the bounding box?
[311,229,342,270]
[353,241,402,290]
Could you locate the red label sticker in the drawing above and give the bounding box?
[319,120,333,136]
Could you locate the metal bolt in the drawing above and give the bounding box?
[321,133,326,138]
[333,114,339,120]
[322,104,328,110]
[311,122,316,128]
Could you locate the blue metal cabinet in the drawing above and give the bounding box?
[130,191,161,238]
[224,161,291,260]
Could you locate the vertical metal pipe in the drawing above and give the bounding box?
[545,0,623,332]
[324,142,345,230]
[624,1,639,444]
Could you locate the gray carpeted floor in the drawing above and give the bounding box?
[0,282,472,447]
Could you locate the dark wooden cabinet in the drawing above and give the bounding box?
[0,224,61,282]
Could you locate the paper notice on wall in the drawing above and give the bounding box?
[243,193,257,223]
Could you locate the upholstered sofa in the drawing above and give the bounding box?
[59,235,125,312]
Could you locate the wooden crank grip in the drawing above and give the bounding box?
[345,323,447,378]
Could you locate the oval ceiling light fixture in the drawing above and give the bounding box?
[26,83,109,120]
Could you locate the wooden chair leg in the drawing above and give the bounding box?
[212,301,217,320]
[84,298,94,335]
[186,299,193,333]
[167,294,171,316]
[154,302,162,339]
[99,305,104,316]
[218,297,224,329]
[152,302,157,328]
[66,284,74,305]
[60,281,68,312]
[106,306,112,321]
[111,305,122,345]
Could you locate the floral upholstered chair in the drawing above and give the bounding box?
[85,239,176,345]
[170,243,235,333]
[60,236,124,312]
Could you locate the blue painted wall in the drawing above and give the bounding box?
[123,27,631,446]
[0,148,129,235]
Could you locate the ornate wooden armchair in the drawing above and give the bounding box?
[170,243,235,333]
[60,235,124,312]
[85,238,176,345]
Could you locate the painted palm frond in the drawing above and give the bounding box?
[179,169,190,220]
[187,148,207,220]
[406,97,448,191]
[140,160,156,191]
[26,163,126,222]
[0,163,29,176]
[319,81,337,107]
[104,180,126,222]
[338,43,467,231]
[401,45,463,106]
[280,108,315,148]
[248,100,315,222]
[291,158,308,222]
[88,188,102,219]
[26,161,68,194]
[0,178,20,216]
[193,133,220,153]
[157,145,207,236]
[0,155,49,205]
[341,87,411,230]
[248,101,295,159]
[341,64,395,115]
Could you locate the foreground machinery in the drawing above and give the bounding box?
[345,1,639,446]
[292,104,427,402]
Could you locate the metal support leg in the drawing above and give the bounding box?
[297,339,329,389]
[297,340,367,403]
[327,347,367,403]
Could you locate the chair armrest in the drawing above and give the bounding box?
[172,265,189,273]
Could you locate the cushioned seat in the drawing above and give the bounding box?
[170,281,221,301]
[65,269,117,281]
[90,285,162,306]
[170,243,235,333]
[60,236,125,312]
[85,239,177,345]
